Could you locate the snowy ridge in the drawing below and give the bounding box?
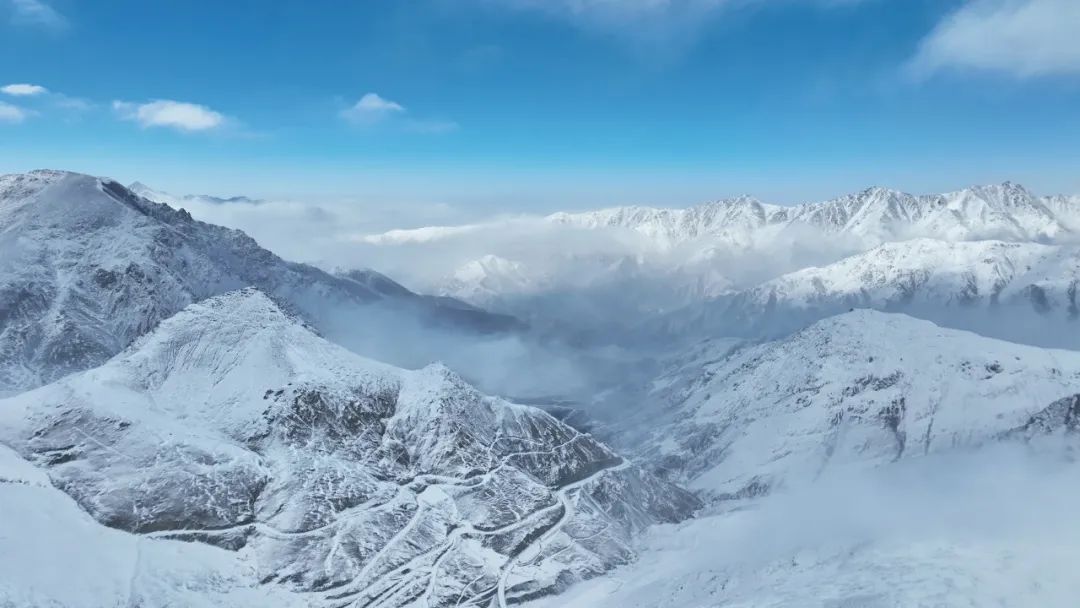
[549,182,1078,246]
[670,238,1080,345]
[0,289,697,607]
[0,170,520,396]
[364,182,1080,250]
[637,309,1080,495]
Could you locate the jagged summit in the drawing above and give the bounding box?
[526,181,1080,252]
[536,181,1076,245]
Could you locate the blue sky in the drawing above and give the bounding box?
[1,0,1079,213]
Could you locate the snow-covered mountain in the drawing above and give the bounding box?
[6,168,1080,607]
[351,182,1080,338]
[529,310,1080,608]
[440,255,545,305]
[634,310,1080,495]
[0,289,697,607]
[359,183,1080,259]
[0,170,520,396]
[671,239,1080,347]
[548,182,1079,246]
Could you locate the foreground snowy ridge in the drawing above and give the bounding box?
[0,288,698,607]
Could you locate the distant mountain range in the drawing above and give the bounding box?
[547,182,1080,245]
[352,182,1080,345]
[365,182,1080,252]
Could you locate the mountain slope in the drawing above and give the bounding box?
[0,444,307,608]
[533,311,1080,608]
[0,169,520,396]
[634,310,1080,495]
[2,444,311,604]
[529,444,1080,608]
[0,289,697,607]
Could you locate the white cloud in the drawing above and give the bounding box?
[341,93,458,134]
[912,0,1080,77]
[0,101,29,123]
[340,93,407,125]
[1,83,48,96]
[113,99,226,132]
[8,0,67,29]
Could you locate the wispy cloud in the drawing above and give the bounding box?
[488,0,725,51]
[113,99,227,132]
[341,92,458,134]
[480,0,864,53]
[0,101,30,123]
[8,0,67,30]
[1,83,48,96]
[910,0,1080,78]
[340,93,406,125]
[53,95,93,112]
